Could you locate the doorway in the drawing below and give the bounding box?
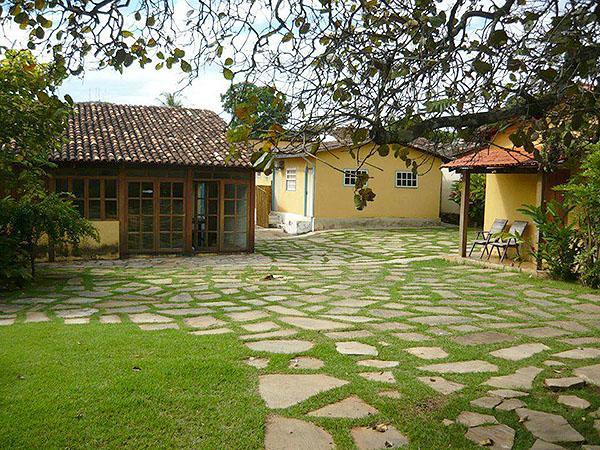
[193,181,219,251]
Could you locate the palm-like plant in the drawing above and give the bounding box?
[158,92,183,108]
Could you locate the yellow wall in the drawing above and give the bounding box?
[273,158,309,215]
[484,173,539,249]
[313,145,442,219]
[84,220,120,248]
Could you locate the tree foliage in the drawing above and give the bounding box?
[0,50,97,287]
[221,82,291,139]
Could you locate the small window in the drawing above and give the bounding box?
[343,169,368,187]
[285,169,297,191]
[395,171,418,188]
[54,177,119,220]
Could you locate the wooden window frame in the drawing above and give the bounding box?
[395,171,418,189]
[52,176,119,221]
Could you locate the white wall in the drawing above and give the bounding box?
[440,168,461,214]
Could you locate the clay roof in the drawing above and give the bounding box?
[442,145,538,171]
[273,137,451,161]
[51,103,253,168]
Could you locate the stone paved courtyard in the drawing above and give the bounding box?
[1,228,600,449]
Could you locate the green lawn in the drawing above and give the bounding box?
[1,228,599,449]
[0,323,265,449]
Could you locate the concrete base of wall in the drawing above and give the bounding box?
[270,212,313,235]
[313,217,442,230]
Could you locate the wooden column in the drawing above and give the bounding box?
[458,170,471,257]
[249,171,256,252]
[117,166,127,258]
[535,171,547,270]
[184,168,194,255]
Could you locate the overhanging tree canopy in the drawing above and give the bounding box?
[1,0,598,174]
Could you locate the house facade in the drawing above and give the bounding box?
[270,141,447,233]
[443,125,571,263]
[47,103,255,259]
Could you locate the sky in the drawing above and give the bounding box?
[59,65,231,114]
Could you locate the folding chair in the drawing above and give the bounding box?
[488,221,528,262]
[469,218,508,258]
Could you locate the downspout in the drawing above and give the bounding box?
[271,169,275,212]
[303,165,308,217]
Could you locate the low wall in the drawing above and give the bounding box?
[314,217,442,231]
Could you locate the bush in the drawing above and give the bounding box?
[450,174,486,227]
[519,201,580,281]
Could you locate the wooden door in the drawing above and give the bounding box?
[255,185,272,228]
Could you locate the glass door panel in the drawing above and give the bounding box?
[127,181,155,253]
[194,181,219,251]
[158,181,185,251]
[222,183,249,251]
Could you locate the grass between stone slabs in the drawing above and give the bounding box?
[0,323,265,449]
[2,228,600,449]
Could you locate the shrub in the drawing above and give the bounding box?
[450,174,486,227]
[519,201,580,281]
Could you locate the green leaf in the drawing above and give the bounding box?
[223,68,234,80]
[224,57,233,66]
[473,59,492,75]
[180,60,192,73]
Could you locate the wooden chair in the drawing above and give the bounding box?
[469,218,508,258]
[487,221,528,262]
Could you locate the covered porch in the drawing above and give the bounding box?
[443,146,569,270]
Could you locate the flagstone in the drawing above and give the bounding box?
[330,299,376,307]
[240,329,298,340]
[486,366,543,390]
[393,332,431,342]
[0,318,15,325]
[530,440,566,450]
[245,357,269,369]
[226,310,270,322]
[105,305,150,314]
[279,316,348,330]
[265,305,307,316]
[470,396,503,409]
[515,408,584,443]
[487,389,529,398]
[358,359,399,368]
[351,425,409,450]
[55,308,98,318]
[561,336,600,345]
[99,314,121,324]
[408,315,471,325]
[191,327,233,336]
[419,360,498,374]
[246,339,313,354]
[336,341,378,356]
[379,389,402,399]
[464,424,515,450]
[259,374,348,408]
[25,312,49,323]
[544,376,585,390]
[517,327,569,338]
[157,308,212,316]
[370,322,414,331]
[553,347,600,359]
[139,323,179,331]
[490,343,550,361]
[241,321,280,332]
[325,330,373,339]
[557,395,590,409]
[457,411,498,427]
[573,363,600,386]
[184,316,225,329]
[452,331,514,346]
[128,313,173,324]
[64,318,89,324]
[405,346,448,360]
[308,395,378,418]
[358,371,396,384]
[289,357,324,370]
[417,376,464,395]
[264,415,334,450]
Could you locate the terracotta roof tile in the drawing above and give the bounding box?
[51,103,253,168]
[442,145,538,170]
